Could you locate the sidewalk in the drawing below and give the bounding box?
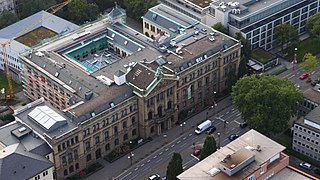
[86,96,233,180]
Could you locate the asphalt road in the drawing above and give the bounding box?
[116,106,248,180]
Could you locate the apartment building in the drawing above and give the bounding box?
[178,129,289,180]
[0,0,14,13]
[292,106,320,161]
[17,4,240,179]
[0,10,79,81]
[0,121,54,180]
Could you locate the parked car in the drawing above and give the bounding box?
[206,126,217,134]
[299,162,312,170]
[299,72,309,80]
[149,174,161,180]
[193,149,201,157]
[228,134,239,141]
[239,122,248,128]
[311,79,320,86]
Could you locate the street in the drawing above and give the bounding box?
[115,106,248,180]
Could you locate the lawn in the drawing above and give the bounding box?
[0,71,22,94]
[286,37,320,62]
[15,27,57,47]
[252,48,276,63]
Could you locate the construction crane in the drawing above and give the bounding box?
[1,0,71,101]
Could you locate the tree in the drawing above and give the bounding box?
[200,135,217,160]
[301,53,318,73]
[232,74,303,135]
[123,0,158,21]
[274,24,298,53]
[68,0,99,25]
[19,0,57,19]
[166,153,183,180]
[235,32,251,78]
[227,68,237,93]
[306,13,320,38]
[0,10,19,29]
[212,22,228,35]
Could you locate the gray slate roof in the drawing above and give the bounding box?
[0,143,53,180]
[0,10,79,39]
[107,5,126,19]
[305,106,320,125]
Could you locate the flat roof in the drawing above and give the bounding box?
[304,88,320,104]
[270,167,313,180]
[185,0,211,9]
[304,106,320,126]
[178,129,285,180]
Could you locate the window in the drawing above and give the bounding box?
[85,141,90,151]
[248,175,254,180]
[260,167,265,174]
[132,129,137,136]
[123,121,127,129]
[64,169,68,176]
[114,138,119,146]
[86,154,92,162]
[95,136,100,144]
[105,131,109,140]
[123,133,128,141]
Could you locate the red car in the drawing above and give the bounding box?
[299,72,309,80]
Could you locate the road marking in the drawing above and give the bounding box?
[312,71,316,75]
[119,172,132,180]
[231,108,235,111]
[189,133,192,136]
[159,152,163,155]
[153,156,157,159]
[231,127,235,131]
[220,114,224,117]
[192,136,198,140]
[177,140,181,144]
[180,142,187,147]
[140,163,144,167]
[155,158,162,163]
[236,113,241,117]
[129,174,138,180]
[147,160,151,163]
[222,139,228,143]
[165,148,169,151]
[183,166,187,169]
[171,144,175,148]
[226,111,230,114]
[288,74,295,79]
[190,154,200,161]
[183,137,187,140]
[234,120,241,125]
[142,167,150,172]
[134,168,138,171]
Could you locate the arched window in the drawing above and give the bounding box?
[145,32,150,37]
[69,165,74,173]
[148,111,153,120]
[123,133,128,141]
[64,169,68,176]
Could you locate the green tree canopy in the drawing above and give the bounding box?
[166,153,183,180]
[306,13,320,37]
[301,53,318,73]
[235,32,250,79]
[232,74,303,135]
[68,0,99,25]
[274,24,298,53]
[0,10,19,29]
[212,22,228,35]
[123,0,158,21]
[19,0,57,19]
[200,135,217,160]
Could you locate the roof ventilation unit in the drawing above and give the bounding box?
[85,91,93,100]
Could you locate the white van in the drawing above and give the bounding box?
[195,120,212,135]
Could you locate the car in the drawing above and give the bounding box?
[299,72,309,80]
[311,79,320,86]
[239,122,248,128]
[228,134,239,141]
[206,126,217,134]
[148,174,161,180]
[193,149,201,156]
[299,162,312,170]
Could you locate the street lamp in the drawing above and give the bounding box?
[128,152,134,166]
[292,47,298,70]
[180,122,186,134]
[217,132,221,149]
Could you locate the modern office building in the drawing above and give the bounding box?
[299,84,320,116]
[292,106,320,161]
[178,129,289,180]
[161,0,320,50]
[0,121,54,180]
[17,4,240,179]
[0,10,79,81]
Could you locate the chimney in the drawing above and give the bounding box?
[114,70,126,85]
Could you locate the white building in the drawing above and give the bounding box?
[0,0,14,13]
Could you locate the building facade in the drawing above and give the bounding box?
[292,106,320,161]
[0,0,14,13]
[17,5,240,179]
